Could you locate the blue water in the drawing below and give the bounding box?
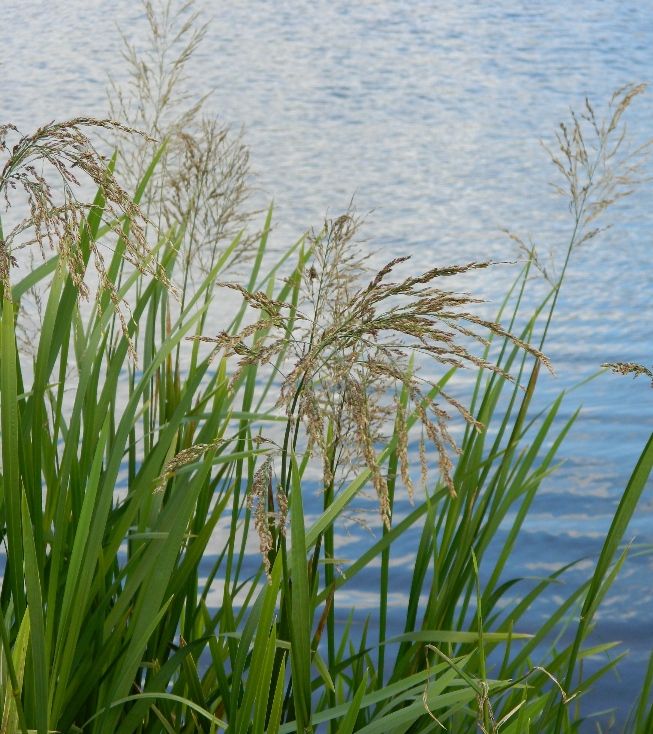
[4,0,653,727]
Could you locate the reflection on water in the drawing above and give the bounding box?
[4,0,653,726]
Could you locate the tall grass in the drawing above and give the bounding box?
[0,80,652,734]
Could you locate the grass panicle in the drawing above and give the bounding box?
[108,0,257,285]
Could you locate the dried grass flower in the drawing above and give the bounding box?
[602,361,653,387]
[509,83,650,283]
[192,208,551,529]
[246,455,288,582]
[153,439,225,494]
[108,0,256,284]
[0,117,172,360]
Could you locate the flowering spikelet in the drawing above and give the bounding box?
[247,456,275,582]
[154,439,224,493]
[394,395,414,504]
[276,483,289,538]
[298,384,326,459]
[419,434,428,493]
[245,453,290,583]
[602,361,653,387]
[414,402,457,497]
[0,239,18,294]
[347,379,391,529]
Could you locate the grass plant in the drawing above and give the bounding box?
[0,38,652,734]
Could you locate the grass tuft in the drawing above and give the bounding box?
[0,16,652,731]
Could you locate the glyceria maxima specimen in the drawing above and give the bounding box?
[0,80,650,731]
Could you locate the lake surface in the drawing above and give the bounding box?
[4,0,653,727]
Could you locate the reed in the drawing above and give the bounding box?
[0,13,652,731]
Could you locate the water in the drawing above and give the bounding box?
[4,0,653,726]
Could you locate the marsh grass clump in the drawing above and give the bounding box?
[1,73,653,733]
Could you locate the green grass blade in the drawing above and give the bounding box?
[115,639,210,734]
[0,609,30,734]
[278,658,460,734]
[384,631,531,646]
[249,203,273,291]
[20,493,48,734]
[95,597,174,733]
[312,650,335,693]
[267,653,287,734]
[337,671,368,734]
[1,296,26,618]
[85,692,227,730]
[289,452,313,734]
[253,623,279,734]
[11,256,59,302]
[554,430,653,733]
[236,559,282,734]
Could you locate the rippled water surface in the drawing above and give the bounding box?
[4,0,653,726]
